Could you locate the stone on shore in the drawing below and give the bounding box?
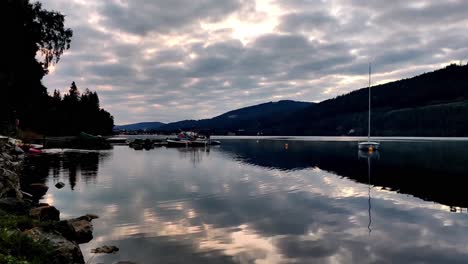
[91,245,119,254]
[68,217,94,244]
[0,197,28,213]
[30,205,60,221]
[24,227,85,264]
[28,183,49,198]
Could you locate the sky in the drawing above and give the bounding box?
[39,0,468,124]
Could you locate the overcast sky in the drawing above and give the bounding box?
[40,0,468,124]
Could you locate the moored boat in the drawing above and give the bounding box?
[166,131,221,147]
[358,63,380,151]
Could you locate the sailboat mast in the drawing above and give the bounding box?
[368,63,371,140]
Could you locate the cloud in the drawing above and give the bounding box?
[40,0,468,123]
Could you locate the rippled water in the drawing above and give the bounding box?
[25,139,468,263]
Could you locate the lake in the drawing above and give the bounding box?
[24,138,468,263]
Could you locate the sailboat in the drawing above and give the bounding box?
[358,63,380,151]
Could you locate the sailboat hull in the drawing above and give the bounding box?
[358,141,380,150]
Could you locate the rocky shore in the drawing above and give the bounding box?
[0,137,95,264]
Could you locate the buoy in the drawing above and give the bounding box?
[368,146,373,152]
[285,143,289,150]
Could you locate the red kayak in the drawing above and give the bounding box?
[29,148,42,154]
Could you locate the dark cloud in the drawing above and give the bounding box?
[99,0,246,35]
[40,0,468,123]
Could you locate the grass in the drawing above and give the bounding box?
[0,209,55,264]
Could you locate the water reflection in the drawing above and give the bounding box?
[358,150,379,235]
[221,140,468,209]
[26,140,468,264]
[23,150,110,190]
[175,147,212,167]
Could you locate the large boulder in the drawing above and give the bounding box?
[51,215,97,244]
[23,227,85,264]
[30,205,60,221]
[68,217,94,244]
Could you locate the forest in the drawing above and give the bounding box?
[269,63,468,136]
[0,0,114,137]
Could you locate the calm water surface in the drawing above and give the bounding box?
[25,139,468,263]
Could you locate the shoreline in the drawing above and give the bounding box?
[0,137,96,264]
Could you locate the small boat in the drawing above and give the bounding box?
[166,131,221,147]
[166,139,192,147]
[106,137,128,144]
[359,63,380,151]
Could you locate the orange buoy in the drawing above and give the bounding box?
[285,143,289,150]
[368,146,373,152]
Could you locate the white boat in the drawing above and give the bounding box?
[166,131,221,147]
[359,63,380,151]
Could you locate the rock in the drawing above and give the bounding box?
[0,136,8,144]
[1,152,13,161]
[14,146,24,154]
[91,245,119,254]
[28,183,49,198]
[51,220,77,242]
[30,205,60,221]
[0,168,22,199]
[86,213,99,220]
[1,168,17,179]
[113,261,137,264]
[55,182,66,189]
[68,217,93,244]
[24,227,85,264]
[0,197,27,212]
[75,213,99,221]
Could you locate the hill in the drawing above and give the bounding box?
[158,100,314,134]
[115,122,165,131]
[263,63,468,136]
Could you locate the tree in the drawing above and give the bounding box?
[0,0,73,132]
[64,81,80,103]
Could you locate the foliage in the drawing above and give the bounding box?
[0,1,114,136]
[0,0,72,131]
[45,82,114,136]
[0,210,54,264]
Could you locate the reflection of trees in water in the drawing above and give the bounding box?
[23,151,110,190]
[219,140,468,209]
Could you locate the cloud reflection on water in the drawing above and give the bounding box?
[31,140,468,263]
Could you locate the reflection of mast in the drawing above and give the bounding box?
[358,150,379,236]
[367,155,372,235]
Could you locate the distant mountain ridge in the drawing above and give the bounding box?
[158,100,314,133]
[114,122,165,131]
[115,100,314,132]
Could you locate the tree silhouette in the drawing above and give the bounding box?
[0,1,114,136]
